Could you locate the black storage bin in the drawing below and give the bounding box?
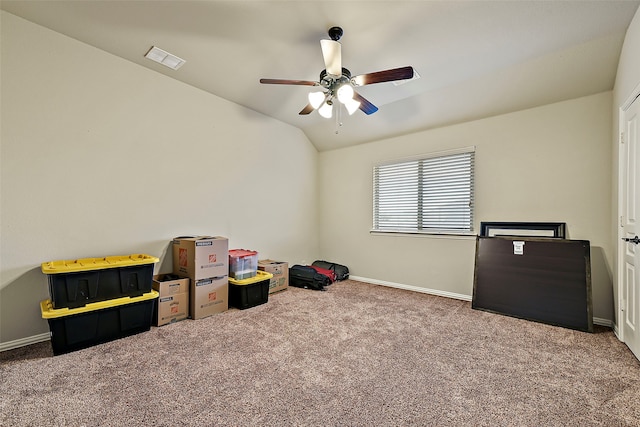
[40,291,158,355]
[42,254,159,309]
[228,270,272,310]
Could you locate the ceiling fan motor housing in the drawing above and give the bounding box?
[320,67,352,89]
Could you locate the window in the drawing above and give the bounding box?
[373,147,475,234]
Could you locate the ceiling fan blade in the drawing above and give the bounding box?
[353,92,378,115]
[299,104,315,115]
[320,39,342,77]
[351,66,414,86]
[259,78,318,86]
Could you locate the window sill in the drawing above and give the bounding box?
[369,230,477,240]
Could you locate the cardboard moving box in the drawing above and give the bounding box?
[155,293,189,326]
[190,276,228,320]
[258,260,289,294]
[172,236,229,281]
[153,275,189,326]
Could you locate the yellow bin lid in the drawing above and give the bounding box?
[41,254,159,274]
[228,270,273,286]
[40,290,159,319]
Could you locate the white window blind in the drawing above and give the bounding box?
[373,148,475,233]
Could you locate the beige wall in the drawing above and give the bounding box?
[319,92,614,321]
[612,7,640,327]
[2,6,633,349]
[0,11,319,347]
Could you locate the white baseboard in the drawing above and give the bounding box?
[593,317,613,328]
[0,280,615,353]
[350,276,614,329]
[0,332,50,353]
[349,275,472,301]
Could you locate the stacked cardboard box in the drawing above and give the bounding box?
[152,274,189,326]
[172,236,229,320]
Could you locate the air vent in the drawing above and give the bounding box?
[144,46,185,70]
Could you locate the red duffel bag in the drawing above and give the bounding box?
[309,265,336,283]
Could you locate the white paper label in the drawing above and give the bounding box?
[513,241,525,255]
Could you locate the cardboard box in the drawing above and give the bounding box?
[155,293,189,326]
[190,276,228,320]
[172,236,228,281]
[153,274,189,296]
[258,260,289,294]
[152,275,190,326]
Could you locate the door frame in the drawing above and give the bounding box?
[616,82,640,343]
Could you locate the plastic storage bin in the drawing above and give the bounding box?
[42,254,159,309]
[40,290,159,355]
[229,249,258,280]
[228,270,272,309]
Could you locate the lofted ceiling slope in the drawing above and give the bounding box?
[2,1,639,151]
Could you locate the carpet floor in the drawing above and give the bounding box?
[1,280,639,426]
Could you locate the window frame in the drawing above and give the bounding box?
[371,146,476,236]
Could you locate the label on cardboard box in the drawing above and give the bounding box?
[172,236,229,281]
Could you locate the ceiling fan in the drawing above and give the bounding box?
[259,26,414,119]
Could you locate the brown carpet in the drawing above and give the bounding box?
[1,280,639,426]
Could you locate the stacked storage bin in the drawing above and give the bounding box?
[228,249,272,309]
[229,249,259,280]
[40,254,159,355]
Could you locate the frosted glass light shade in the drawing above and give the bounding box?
[344,98,361,115]
[308,91,325,109]
[336,84,354,103]
[318,102,333,119]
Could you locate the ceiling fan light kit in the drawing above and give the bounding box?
[308,91,326,109]
[336,84,354,104]
[318,102,333,119]
[344,97,361,115]
[259,26,415,125]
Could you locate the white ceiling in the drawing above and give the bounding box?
[2,1,639,151]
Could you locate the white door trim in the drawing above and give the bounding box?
[617,81,640,343]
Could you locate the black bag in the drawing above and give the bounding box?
[289,265,330,291]
[311,260,349,281]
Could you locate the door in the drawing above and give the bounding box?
[621,94,640,360]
